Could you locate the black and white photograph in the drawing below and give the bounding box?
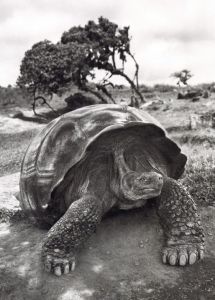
[0,0,214,299]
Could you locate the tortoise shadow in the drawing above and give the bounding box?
[13,106,71,124]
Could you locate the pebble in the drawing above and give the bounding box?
[119,281,126,287]
[185,231,191,236]
[139,241,144,248]
[145,288,154,293]
[134,260,140,266]
[28,278,39,290]
[0,264,6,269]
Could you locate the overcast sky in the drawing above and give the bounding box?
[0,0,215,87]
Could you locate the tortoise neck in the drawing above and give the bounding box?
[112,148,143,201]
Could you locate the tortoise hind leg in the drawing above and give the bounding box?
[156,177,205,266]
[42,194,103,276]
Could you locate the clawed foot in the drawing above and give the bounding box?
[162,243,204,266]
[43,252,76,276]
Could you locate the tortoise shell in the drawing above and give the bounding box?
[19,104,187,221]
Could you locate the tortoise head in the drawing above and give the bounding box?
[113,147,164,201]
[120,171,163,201]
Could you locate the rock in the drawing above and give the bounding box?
[134,260,140,266]
[192,97,200,102]
[209,84,215,93]
[177,89,203,100]
[162,105,170,111]
[139,240,144,248]
[203,90,210,99]
[145,288,154,293]
[140,99,164,111]
[177,92,185,100]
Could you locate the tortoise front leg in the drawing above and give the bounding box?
[156,177,205,266]
[42,194,103,276]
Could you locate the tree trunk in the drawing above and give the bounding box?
[112,70,145,104]
[32,94,59,116]
[80,85,114,104]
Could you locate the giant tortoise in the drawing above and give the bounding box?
[20,104,205,276]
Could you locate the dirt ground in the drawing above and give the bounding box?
[0,173,215,300]
[0,172,214,300]
[0,93,214,300]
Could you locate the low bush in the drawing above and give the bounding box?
[0,86,29,107]
[181,146,215,207]
[153,84,175,93]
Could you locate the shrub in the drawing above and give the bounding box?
[153,84,175,93]
[139,84,154,93]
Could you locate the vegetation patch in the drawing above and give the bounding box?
[181,145,215,207]
[0,129,38,176]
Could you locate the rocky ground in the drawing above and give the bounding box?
[0,92,214,300]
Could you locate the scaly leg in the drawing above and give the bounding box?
[42,194,103,276]
[157,177,205,266]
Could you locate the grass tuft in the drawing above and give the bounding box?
[181,145,215,207]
